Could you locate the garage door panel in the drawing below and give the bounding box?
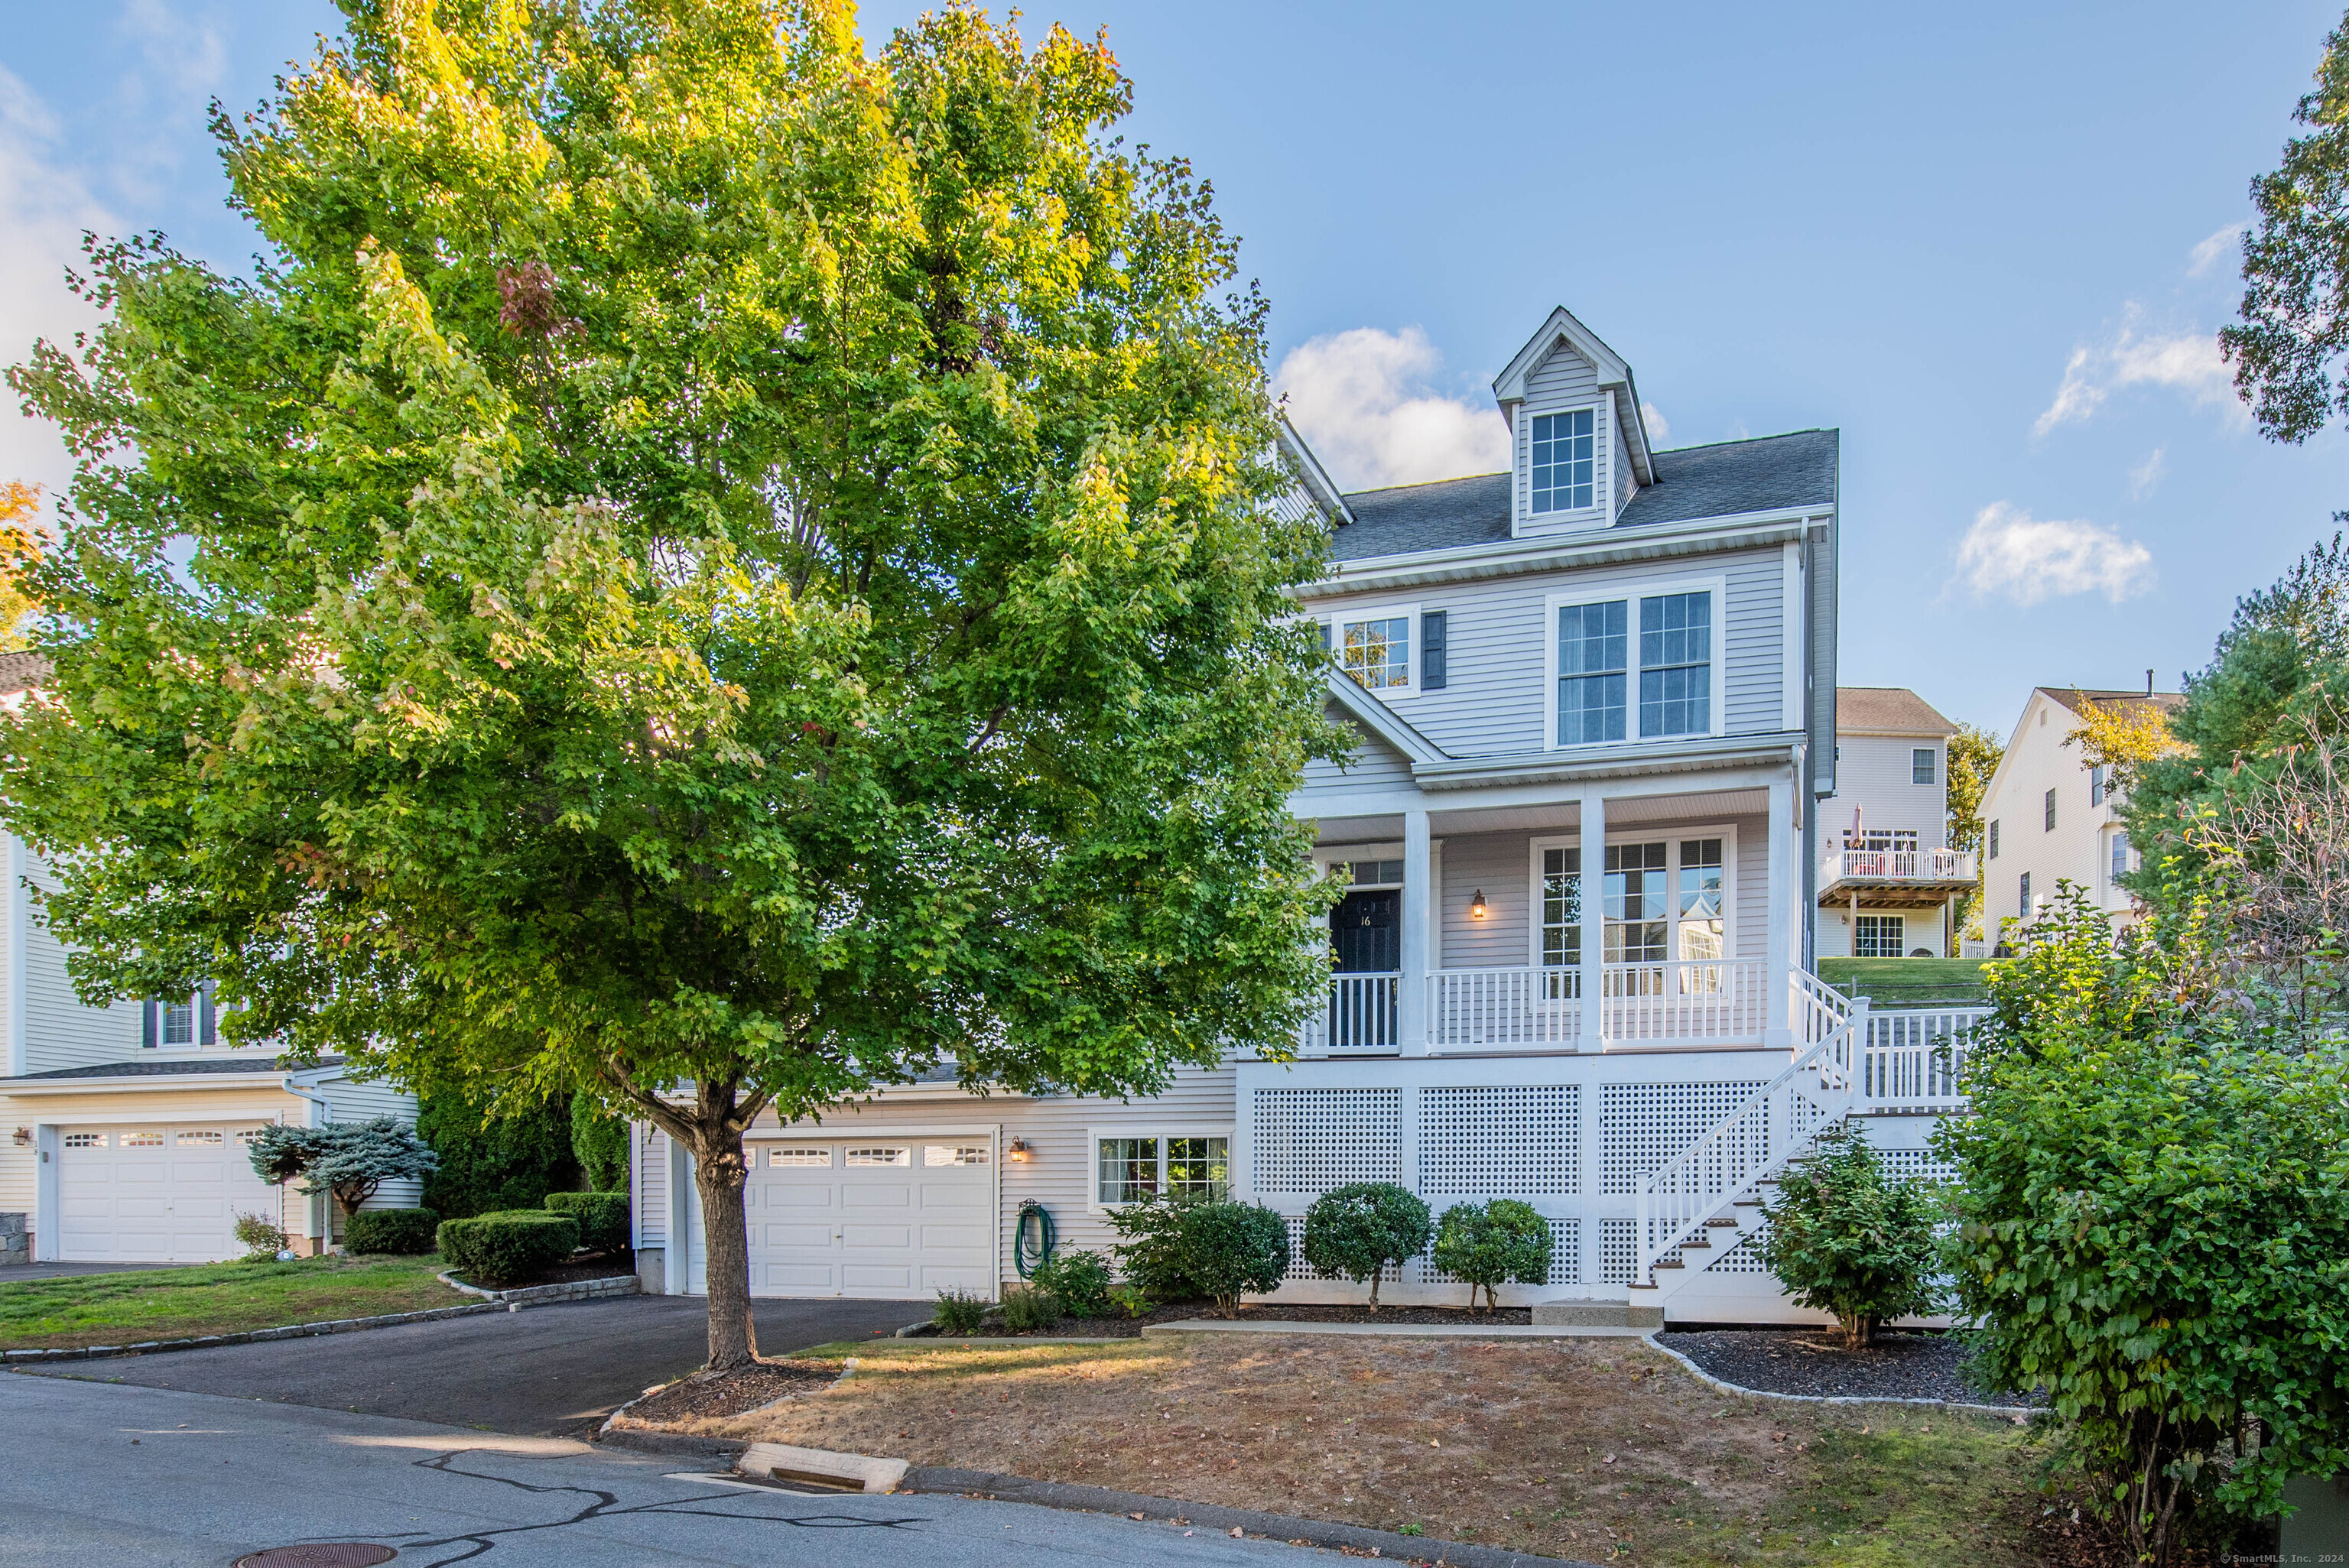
[702,1140,996,1301]
[842,1183,911,1208]
[842,1224,912,1249]
[760,1223,833,1248]
[771,1187,833,1209]
[57,1123,281,1263]
[840,1263,914,1289]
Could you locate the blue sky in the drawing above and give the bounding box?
[5,2,2347,736]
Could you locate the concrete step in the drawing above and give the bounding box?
[1531,1299,1665,1330]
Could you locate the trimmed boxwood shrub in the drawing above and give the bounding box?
[344,1207,442,1255]
[544,1190,629,1255]
[437,1209,580,1287]
[1302,1182,1432,1309]
[1431,1199,1553,1311]
[1109,1197,1288,1316]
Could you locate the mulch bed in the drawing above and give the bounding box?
[1660,1326,2043,1406]
[916,1301,1537,1338]
[619,1358,839,1425]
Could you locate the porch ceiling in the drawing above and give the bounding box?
[1315,787,1771,845]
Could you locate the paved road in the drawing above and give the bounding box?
[0,1373,1306,1568]
[21,1294,924,1437]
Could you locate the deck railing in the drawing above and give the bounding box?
[1597,960,1771,1044]
[1426,966,1582,1048]
[1859,1005,1988,1112]
[1820,847,1976,883]
[1301,972,1402,1052]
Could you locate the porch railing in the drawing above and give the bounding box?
[1426,966,1581,1048]
[1301,972,1402,1051]
[1859,1005,1988,1112]
[1820,847,1976,883]
[1420,960,1767,1050]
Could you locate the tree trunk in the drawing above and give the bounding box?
[690,1126,759,1372]
[1368,1261,1382,1311]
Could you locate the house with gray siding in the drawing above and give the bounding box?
[632,307,1963,1325]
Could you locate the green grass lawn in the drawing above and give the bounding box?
[1817,957,1992,1003]
[0,1253,463,1349]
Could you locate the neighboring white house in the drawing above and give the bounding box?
[0,655,419,1264]
[1813,687,1973,959]
[631,305,1969,1326]
[1976,682,2183,947]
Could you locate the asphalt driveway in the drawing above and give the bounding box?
[18,1293,924,1437]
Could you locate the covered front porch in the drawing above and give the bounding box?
[1299,768,1814,1057]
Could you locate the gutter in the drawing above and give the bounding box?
[1298,509,1829,597]
[1408,731,1805,792]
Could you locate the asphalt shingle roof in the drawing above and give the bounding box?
[1837,687,1956,737]
[2,1054,335,1082]
[1327,429,1837,563]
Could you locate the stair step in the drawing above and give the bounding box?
[1706,1217,1741,1227]
[1627,1281,1659,1291]
[1651,1258,1684,1270]
[1678,1237,1710,1248]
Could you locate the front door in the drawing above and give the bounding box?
[1328,890,1400,1047]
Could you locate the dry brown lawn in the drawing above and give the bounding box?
[663,1333,2052,1566]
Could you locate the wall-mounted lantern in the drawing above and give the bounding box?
[1007,1138,1033,1162]
[1468,890,1489,920]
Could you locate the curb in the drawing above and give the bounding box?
[436,1271,639,1306]
[1638,1333,2041,1417]
[598,1427,751,1462]
[901,1466,1606,1568]
[0,1300,505,1362]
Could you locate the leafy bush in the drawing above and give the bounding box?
[543,1190,629,1254]
[232,1210,287,1261]
[932,1287,988,1335]
[1302,1182,1431,1309]
[1107,1282,1152,1320]
[1106,1196,1289,1315]
[437,1209,580,1287]
[570,1093,630,1194]
[417,1091,580,1219]
[999,1284,1061,1332]
[1029,1248,1113,1319]
[1758,1124,1941,1347]
[245,1118,438,1218]
[343,1207,442,1255]
[1431,1200,1552,1311]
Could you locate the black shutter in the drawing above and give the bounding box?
[1320,621,1332,656]
[198,981,216,1047]
[141,1001,156,1050]
[1421,611,1447,690]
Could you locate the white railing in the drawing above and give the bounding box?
[1298,972,1402,1052]
[1635,999,1862,1287]
[1860,1005,1988,1112]
[1821,847,1977,883]
[1790,966,1852,1046]
[1599,960,1770,1044]
[1427,966,1581,1049]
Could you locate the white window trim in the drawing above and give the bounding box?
[1522,401,1610,525]
[1085,1125,1236,1214]
[1324,601,1423,700]
[1542,575,1730,750]
[1314,842,1405,884]
[1523,824,1740,968]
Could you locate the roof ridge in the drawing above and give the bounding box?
[1338,470,1509,501]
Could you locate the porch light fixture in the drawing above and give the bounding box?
[9,1128,27,1146]
[1007,1138,1033,1162]
[1469,890,1489,920]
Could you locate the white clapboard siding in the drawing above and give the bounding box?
[1296,713,1414,798]
[317,1073,426,1209]
[18,849,147,1071]
[1828,732,1946,846]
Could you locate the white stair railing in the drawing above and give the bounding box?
[1633,983,1863,1290]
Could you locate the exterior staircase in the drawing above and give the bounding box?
[1629,972,1869,1305]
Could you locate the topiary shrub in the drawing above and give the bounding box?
[437,1209,580,1287]
[543,1190,630,1255]
[1759,1123,1941,1348]
[1302,1182,1432,1310]
[1028,1248,1113,1318]
[344,1207,443,1255]
[1108,1197,1288,1316]
[417,1091,580,1219]
[1431,1200,1553,1311]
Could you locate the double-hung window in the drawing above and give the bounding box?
[1096,1134,1230,1206]
[1988,820,2000,859]
[1339,616,1410,691]
[1538,836,1733,983]
[1675,839,1725,962]
[1554,587,1716,746]
[161,1001,195,1047]
[2019,872,2033,920]
[1531,410,1595,512]
[2044,789,2057,831]
[1913,748,1936,785]
[2109,830,2131,886]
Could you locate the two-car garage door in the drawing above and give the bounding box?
[57,1124,282,1263]
[687,1138,995,1299]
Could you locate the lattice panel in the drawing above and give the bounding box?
[1598,1218,1637,1284]
[1599,1081,1768,1193]
[1705,1227,1772,1274]
[1280,1215,1314,1282]
[1876,1148,1958,1185]
[1412,1215,1580,1287]
[1418,1086,1580,1196]
[1251,1087,1401,1196]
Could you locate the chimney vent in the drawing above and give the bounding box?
[2146,667,2154,697]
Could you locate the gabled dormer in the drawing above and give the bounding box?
[1490,307,1659,537]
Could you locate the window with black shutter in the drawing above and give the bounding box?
[1421,610,1447,690]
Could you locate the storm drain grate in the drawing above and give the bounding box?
[233,1546,397,1568]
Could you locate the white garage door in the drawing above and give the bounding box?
[57,1125,281,1263]
[687,1139,995,1299]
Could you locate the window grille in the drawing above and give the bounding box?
[177,1130,223,1147]
[1854,914,1906,959]
[1418,1086,1579,1195]
[1913,748,1936,785]
[2019,872,2032,920]
[925,1145,989,1167]
[1340,618,1410,691]
[2043,788,2056,831]
[236,1129,265,1146]
[122,1131,164,1148]
[1556,600,1628,744]
[1599,1081,1769,1194]
[1677,839,1725,962]
[1251,1088,1400,1196]
[2109,831,2130,885]
[1603,842,1669,963]
[1987,820,2000,860]
[769,1147,832,1167]
[1532,409,1596,511]
[1097,1137,1159,1203]
[1638,592,1712,736]
[1348,860,1405,886]
[1539,846,1582,978]
[845,1147,909,1167]
[161,1002,195,1047]
[64,1132,106,1149]
[1165,1136,1230,1200]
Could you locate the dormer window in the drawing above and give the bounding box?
[1531,410,1596,513]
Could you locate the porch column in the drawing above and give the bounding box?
[1399,807,1431,1055]
[1766,775,1795,1047]
[1580,792,1607,1049]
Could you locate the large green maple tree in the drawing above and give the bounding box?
[4,0,1338,1368]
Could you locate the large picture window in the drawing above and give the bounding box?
[1531,409,1596,512]
[1551,585,1719,748]
[1097,1134,1230,1206]
[1535,834,1733,974]
[1854,914,1906,958]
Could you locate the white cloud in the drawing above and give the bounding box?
[2033,307,2240,437]
[1955,502,2155,607]
[2127,446,2167,500]
[1272,326,1509,490]
[0,65,116,514]
[1725,418,1750,441]
[103,0,227,203]
[1639,401,1669,443]
[2187,222,2246,278]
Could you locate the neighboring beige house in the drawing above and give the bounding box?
[1814,687,1974,958]
[0,657,417,1263]
[1976,683,2183,947]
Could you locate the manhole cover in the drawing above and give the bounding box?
[233,1547,396,1568]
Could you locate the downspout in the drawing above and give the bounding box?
[283,1074,334,1255]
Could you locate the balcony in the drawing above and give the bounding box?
[1818,846,1977,908]
[1303,960,1777,1053]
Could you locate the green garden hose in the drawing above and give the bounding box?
[1013,1200,1057,1278]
